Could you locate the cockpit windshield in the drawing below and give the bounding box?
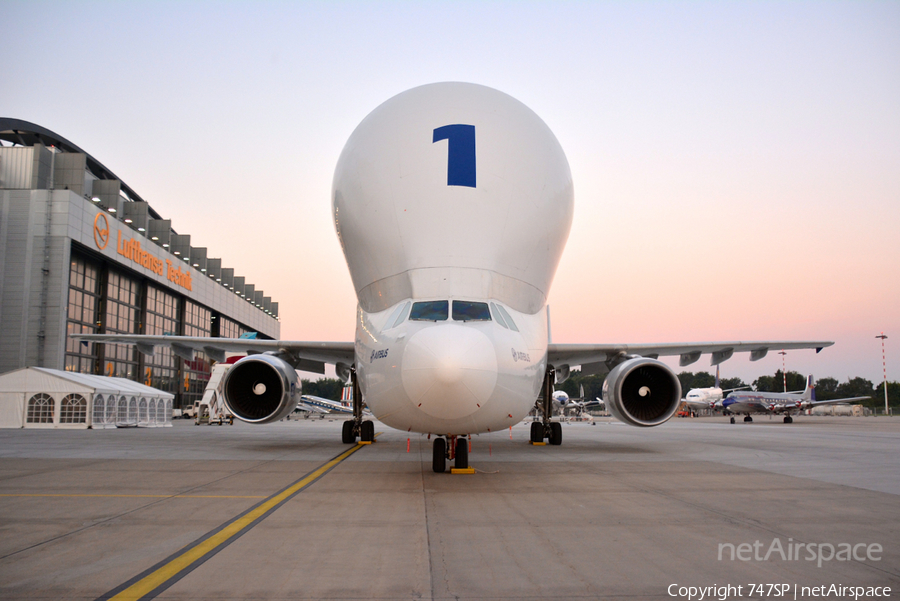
[409,300,449,321]
[451,301,491,322]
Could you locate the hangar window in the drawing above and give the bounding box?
[60,394,87,423]
[409,301,449,322]
[27,393,54,423]
[452,301,491,322]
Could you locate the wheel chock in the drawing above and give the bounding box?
[530,441,547,446]
[451,468,476,474]
[358,440,374,445]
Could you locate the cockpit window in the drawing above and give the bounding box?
[383,302,406,331]
[490,303,508,329]
[409,300,449,321]
[494,304,519,332]
[452,301,491,322]
[393,301,411,327]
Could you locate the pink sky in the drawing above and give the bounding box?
[5,2,898,384]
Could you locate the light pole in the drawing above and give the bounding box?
[778,351,787,392]
[876,334,888,415]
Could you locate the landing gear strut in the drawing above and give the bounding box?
[342,368,374,443]
[531,368,562,445]
[432,435,469,473]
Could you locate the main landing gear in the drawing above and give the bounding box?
[341,368,374,444]
[530,368,562,445]
[730,415,754,424]
[783,416,793,424]
[432,435,469,473]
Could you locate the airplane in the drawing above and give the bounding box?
[681,366,749,415]
[74,82,834,473]
[295,394,354,415]
[550,385,601,412]
[721,375,868,423]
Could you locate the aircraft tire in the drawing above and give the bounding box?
[341,420,356,444]
[433,438,446,473]
[455,438,468,470]
[530,421,543,443]
[549,422,562,446]
[784,416,793,424]
[360,420,374,442]
[744,416,753,423]
[730,417,735,424]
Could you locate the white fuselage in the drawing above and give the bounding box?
[332,83,574,438]
[683,387,724,409]
[355,300,547,436]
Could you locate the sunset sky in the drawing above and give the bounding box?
[5,1,898,385]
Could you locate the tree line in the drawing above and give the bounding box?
[304,370,899,410]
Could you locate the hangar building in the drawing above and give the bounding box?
[0,118,280,409]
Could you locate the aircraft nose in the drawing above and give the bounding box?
[402,324,498,421]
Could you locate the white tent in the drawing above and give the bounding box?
[0,367,174,429]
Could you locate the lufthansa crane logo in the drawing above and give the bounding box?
[93,212,110,249]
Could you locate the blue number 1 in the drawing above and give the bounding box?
[433,124,476,188]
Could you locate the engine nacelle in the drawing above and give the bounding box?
[602,357,682,427]
[222,354,301,424]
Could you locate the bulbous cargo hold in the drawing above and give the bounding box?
[222,354,301,423]
[332,82,574,315]
[602,357,682,427]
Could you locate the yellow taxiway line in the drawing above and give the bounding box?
[95,437,375,601]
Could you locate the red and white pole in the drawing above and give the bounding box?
[876,334,888,415]
[779,350,787,392]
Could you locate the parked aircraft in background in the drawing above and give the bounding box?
[547,386,604,421]
[721,376,868,423]
[75,82,834,473]
[681,367,750,414]
[295,394,353,415]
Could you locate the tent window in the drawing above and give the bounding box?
[105,397,117,423]
[117,397,129,423]
[60,394,87,423]
[27,393,54,423]
[93,395,105,424]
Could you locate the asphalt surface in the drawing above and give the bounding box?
[0,415,898,600]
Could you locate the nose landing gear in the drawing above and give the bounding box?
[432,435,469,473]
[530,368,563,445]
[342,367,374,444]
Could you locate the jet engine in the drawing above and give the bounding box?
[602,357,682,427]
[222,354,301,424]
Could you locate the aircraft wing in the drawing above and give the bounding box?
[809,396,870,406]
[547,341,833,373]
[73,334,355,374]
